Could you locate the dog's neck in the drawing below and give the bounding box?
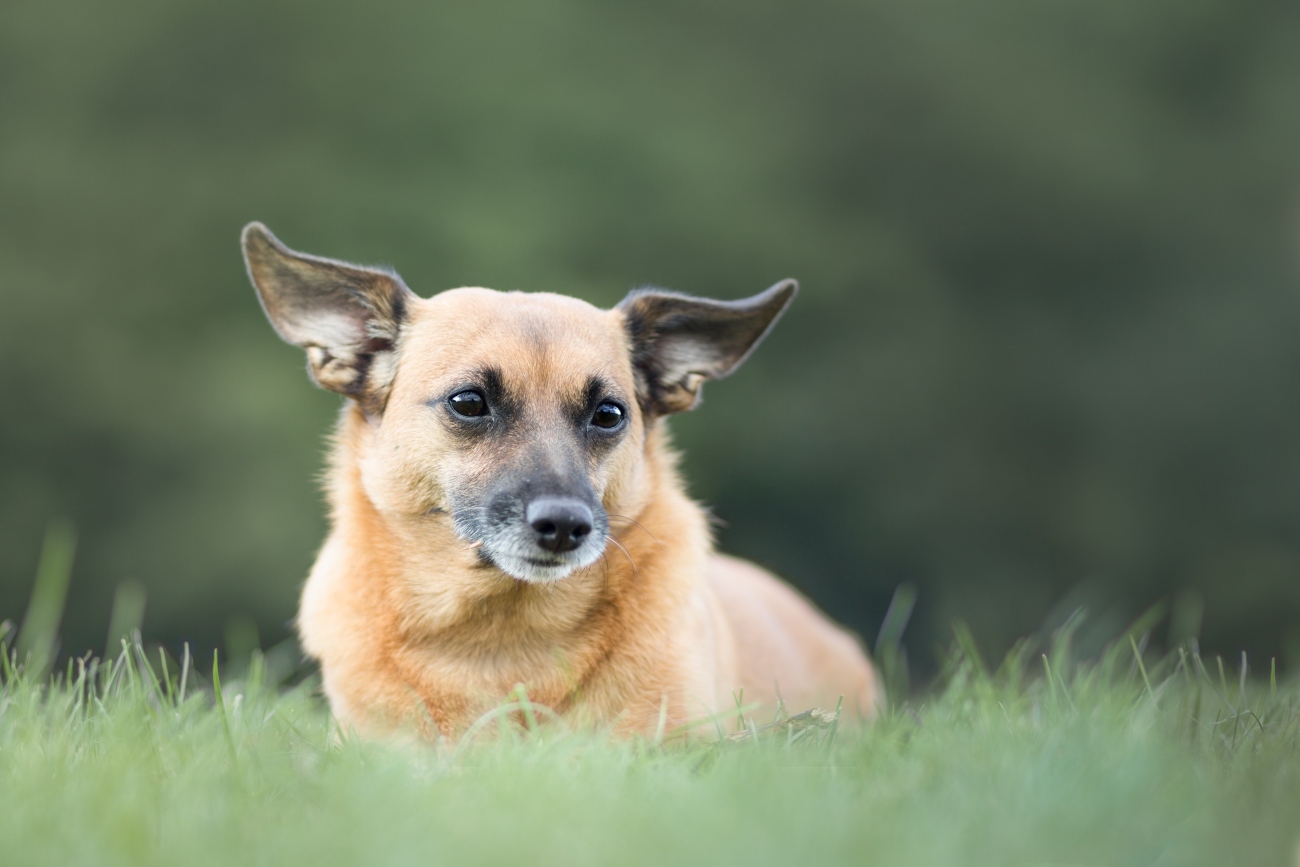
[323,405,711,666]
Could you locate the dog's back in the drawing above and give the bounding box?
[708,555,880,720]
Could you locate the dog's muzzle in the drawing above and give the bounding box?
[460,491,608,583]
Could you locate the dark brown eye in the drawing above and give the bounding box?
[449,390,487,418]
[591,402,624,429]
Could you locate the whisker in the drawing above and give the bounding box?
[606,534,638,576]
[606,514,660,545]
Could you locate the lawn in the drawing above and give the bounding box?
[2,606,1298,867]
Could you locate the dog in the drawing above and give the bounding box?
[242,222,882,739]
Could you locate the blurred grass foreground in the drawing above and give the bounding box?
[3,542,1300,866]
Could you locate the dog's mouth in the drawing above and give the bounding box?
[475,540,606,583]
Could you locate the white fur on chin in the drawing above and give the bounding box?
[484,537,606,584]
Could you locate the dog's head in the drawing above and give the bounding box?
[243,223,795,583]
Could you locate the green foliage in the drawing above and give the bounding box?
[2,618,1299,865]
[2,0,1300,670]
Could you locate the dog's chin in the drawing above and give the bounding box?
[482,544,604,584]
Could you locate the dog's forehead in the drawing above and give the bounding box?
[398,287,633,394]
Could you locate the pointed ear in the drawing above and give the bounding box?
[617,279,797,415]
[242,222,417,410]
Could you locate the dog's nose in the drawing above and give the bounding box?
[526,498,594,554]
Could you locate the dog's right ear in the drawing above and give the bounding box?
[242,222,416,409]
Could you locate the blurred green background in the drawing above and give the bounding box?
[3,0,1300,678]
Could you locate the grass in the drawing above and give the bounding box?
[1,626,1298,864]
[1,534,1299,866]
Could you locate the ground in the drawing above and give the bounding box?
[2,615,1298,867]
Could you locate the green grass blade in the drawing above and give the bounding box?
[104,581,147,660]
[15,520,77,678]
[212,649,239,765]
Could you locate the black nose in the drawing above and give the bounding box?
[526,498,594,554]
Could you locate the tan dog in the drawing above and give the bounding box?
[242,223,881,739]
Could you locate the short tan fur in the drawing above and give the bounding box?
[242,222,881,739]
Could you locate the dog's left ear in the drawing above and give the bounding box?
[618,279,798,415]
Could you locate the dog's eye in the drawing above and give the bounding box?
[591,402,624,429]
[448,390,488,418]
